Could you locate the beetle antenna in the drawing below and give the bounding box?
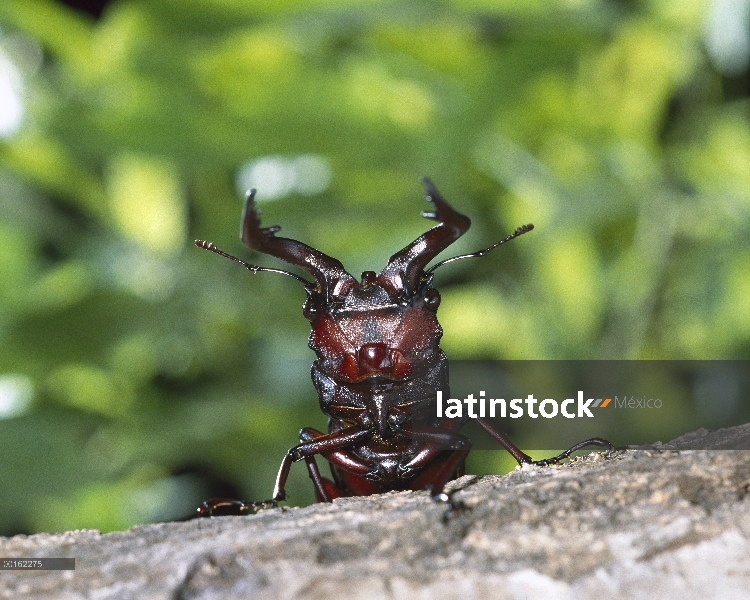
[195,240,311,284]
[424,223,534,275]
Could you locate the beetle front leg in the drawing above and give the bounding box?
[299,427,369,503]
[197,453,296,516]
[390,419,471,510]
[394,424,473,503]
[202,453,293,516]
[270,426,372,504]
[393,418,465,478]
[198,426,371,517]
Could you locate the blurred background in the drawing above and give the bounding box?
[0,0,748,535]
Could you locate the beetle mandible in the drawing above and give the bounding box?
[195,178,613,515]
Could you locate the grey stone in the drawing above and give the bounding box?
[2,426,750,599]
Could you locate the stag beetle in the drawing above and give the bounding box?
[195,178,613,515]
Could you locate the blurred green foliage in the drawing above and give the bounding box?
[0,0,748,535]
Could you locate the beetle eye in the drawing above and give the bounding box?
[303,300,319,322]
[424,289,441,310]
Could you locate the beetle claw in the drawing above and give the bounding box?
[431,492,450,503]
[197,496,281,517]
[429,489,469,522]
[397,463,415,479]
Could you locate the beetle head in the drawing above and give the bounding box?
[303,268,444,383]
[195,178,532,385]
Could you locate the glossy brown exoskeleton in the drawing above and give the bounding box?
[195,178,612,515]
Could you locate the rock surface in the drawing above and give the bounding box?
[2,426,750,600]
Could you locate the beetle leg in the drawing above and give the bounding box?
[394,425,472,500]
[299,427,365,502]
[404,428,471,488]
[300,428,373,476]
[197,497,278,517]
[412,446,471,499]
[303,455,338,502]
[477,418,614,465]
[271,426,371,503]
[476,418,534,464]
[394,419,464,477]
[529,437,614,466]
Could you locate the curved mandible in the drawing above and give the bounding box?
[241,190,356,298]
[377,178,471,296]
